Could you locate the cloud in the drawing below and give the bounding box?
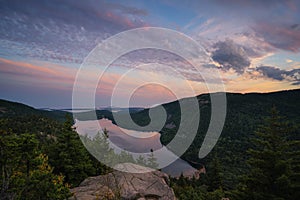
[211,0,298,10]
[211,40,250,74]
[291,24,300,30]
[0,0,148,31]
[0,57,186,107]
[0,58,76,88]
[0,0,149,64]
[257,66,300,85]
[253,22,300,52]
[102,2,148,16]
[172,0,300,26]
[186,0,300,57]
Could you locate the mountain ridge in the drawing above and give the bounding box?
[1,88,299,190]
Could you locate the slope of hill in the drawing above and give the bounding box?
[1,89,299,190]
[114,89,300,189]
[0,99,69,122]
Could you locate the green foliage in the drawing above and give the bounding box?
[1,90,299,199]
[171,176,228,200]
[47,115,95,186]
[80,130,114,175]
[17,154,71,200]
[0,115,64,140]
[147,149,159,169]
[81,129,120,174]
[136,155,147,166]
[120,89,300,190]
[0,99,69,122]
[0,132,71,199]
[236,107,299,200]
[81,130,159,170]
[206,154,223,191]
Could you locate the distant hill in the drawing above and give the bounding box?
[112,89,300,189]
[121,89,300,126]
[1,89,299,190]
[0,99,143,122]
[0,99,69,122]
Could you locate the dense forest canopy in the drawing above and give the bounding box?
[0,89,299,199]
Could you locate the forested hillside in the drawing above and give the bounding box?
[115,89,300,193]
[0,100,112,199]
[0,89,299,199]
[0,99,68,122]
[0,100,158,199]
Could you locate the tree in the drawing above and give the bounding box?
[147,149,159,169]
[0,132,70,199]
[80,129,116,174]
[136,155,147,166]
[47,116,95,186]
[0,131,20,199]
[206,153,223,191]
[18,154,71,199]
[239,107,298,200]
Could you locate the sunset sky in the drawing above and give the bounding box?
[0,0,300,108]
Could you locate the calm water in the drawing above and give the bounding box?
[74,118,198,177]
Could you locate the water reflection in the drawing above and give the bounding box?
[75,118,198,177]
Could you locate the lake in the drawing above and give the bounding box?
[74,118,199,177]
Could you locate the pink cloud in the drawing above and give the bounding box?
[0,58,76,90]
[253,22,300,52]
[0,58,139,100]
[98,10,144,29]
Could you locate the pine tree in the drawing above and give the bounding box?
[80,129,115,174]
[0,131,20,199]
[136,155,147,166]
[0,132,70,199]
[47,115,95,186]
[20,154,71,199]
[239,107,298,200]
[147,149,159,169]
[206,153,223,192]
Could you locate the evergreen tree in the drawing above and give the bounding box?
[19,154,71,199]
[239,107,298,200]
[0,131,20,199]
[118,151,136,164]
[80,129,115,174]
[147,149,159,169]
[206,153,223,191]
[47,115,95,186]
[0,132,70,199]
[136,155,147,166]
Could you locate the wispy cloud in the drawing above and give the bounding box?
[0,0,149,64]
[253,22,300,52]
[0,58,75,89]
[0,0,299,107]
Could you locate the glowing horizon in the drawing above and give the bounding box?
[0,0,299,108]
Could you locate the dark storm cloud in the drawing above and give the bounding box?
[212,40,250,74]
[257,66,300,85]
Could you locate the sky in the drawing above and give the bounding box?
[0,0,300,108]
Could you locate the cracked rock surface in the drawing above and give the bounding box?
[69,163,176,200]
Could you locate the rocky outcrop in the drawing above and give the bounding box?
[70,163,176,200]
